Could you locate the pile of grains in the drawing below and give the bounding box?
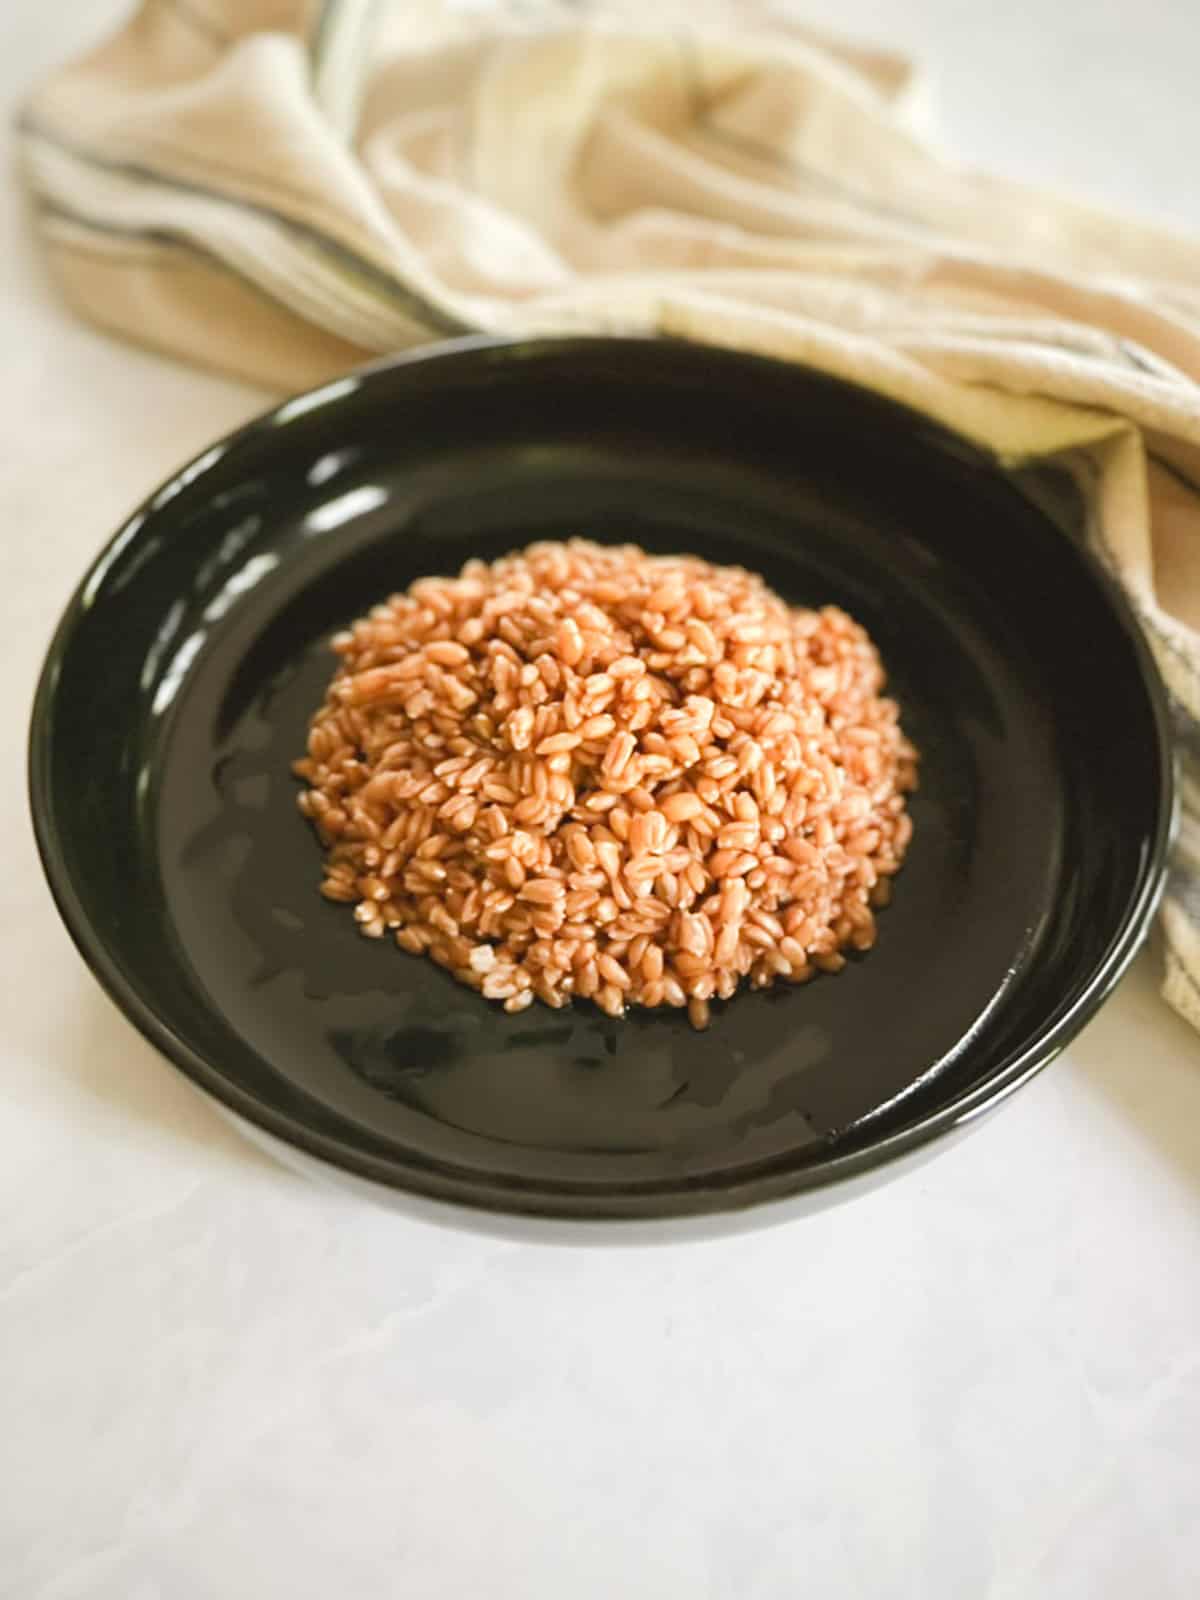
[294,540,916,1027]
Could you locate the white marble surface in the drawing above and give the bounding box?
[4,4,1200,1595]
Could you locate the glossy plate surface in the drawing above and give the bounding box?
[30,338,1173,1220]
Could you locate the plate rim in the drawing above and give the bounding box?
[27,335,1177,1220]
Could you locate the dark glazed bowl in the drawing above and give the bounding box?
[29,337,1173,1226]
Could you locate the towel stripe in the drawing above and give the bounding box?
[18,116,473,343]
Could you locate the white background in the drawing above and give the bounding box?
[3,4,1199,1596]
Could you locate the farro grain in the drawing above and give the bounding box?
[294,539,916,1027]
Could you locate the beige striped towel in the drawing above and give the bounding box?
[18,0,1200,1032]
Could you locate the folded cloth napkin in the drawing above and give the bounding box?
[19,0,1200,1032]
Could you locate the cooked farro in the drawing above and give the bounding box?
[294,540,917,1026]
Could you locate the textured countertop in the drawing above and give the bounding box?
[3,4,1199,1596]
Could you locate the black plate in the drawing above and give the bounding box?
[29,337,1172,1221]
